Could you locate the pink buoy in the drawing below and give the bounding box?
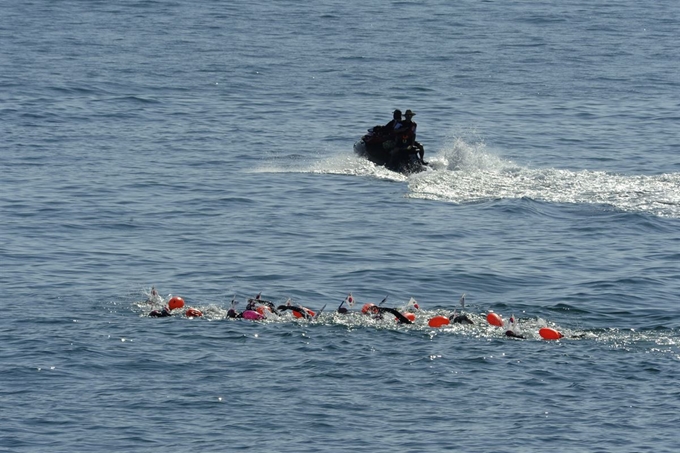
[242,310,264,320]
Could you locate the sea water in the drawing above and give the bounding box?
[1,1,680,451]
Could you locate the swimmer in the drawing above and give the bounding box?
[361,296,389,319]
[226,298,242,318]
[449,295,473,324]
[277,303,313,320]
[450,311,474,325]
[246,293,280,316]
[377,306,413,324]
[505,330,525,339]
[361,299,413,324]
[149,305,172,318]
[277,299,326,320]
[504,314,525,339]
[232,294,273,320]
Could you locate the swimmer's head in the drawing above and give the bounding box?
[361,303,376,314]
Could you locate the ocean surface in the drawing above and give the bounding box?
[2,0,680,451]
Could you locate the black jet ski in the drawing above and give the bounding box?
[354,125,429,175]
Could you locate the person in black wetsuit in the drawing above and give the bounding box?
[244,293,280,316]
[378,306,413,324]
[227,299,242,318]
[276,297,325,320]
[149,306,172,317]
[504,314,525,339]
[361,302,413,324]
[450,311,474,325]
[277,304,314,319]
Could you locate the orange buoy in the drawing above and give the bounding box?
[486,312,503,327]
[185,308,202,317]
[361,303,376,314]
[428,315,450,328]
[404,312,416,322]
[539,327,563,340]
[256,305,272,316]
[168,296,185,310]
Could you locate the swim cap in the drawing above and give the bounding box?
[361,303,376,314]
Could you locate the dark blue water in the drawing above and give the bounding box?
[2,1,680,452]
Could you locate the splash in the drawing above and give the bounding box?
[306,153,408,181]
[256,151,408,181]
[407,139,680,218]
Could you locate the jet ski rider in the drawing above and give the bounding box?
[399,109,426,164]
[383,109,403,132]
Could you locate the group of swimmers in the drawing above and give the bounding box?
[145,288,570,340]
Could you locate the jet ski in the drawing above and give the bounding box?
[354,125,429,175]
